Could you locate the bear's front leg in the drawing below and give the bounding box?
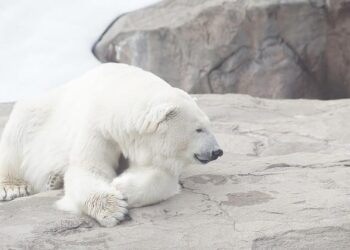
[55,128,129,227]
[112,167,181,208]
[57,166,129,227]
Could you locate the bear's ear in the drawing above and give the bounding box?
[137,104,178,134]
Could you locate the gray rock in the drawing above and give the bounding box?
[2,94,350,249]
[93,0,350,99]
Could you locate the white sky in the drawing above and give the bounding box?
[0,0,159,102]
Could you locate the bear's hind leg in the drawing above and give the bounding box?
[0,101,40,201]
[0,150,33,201]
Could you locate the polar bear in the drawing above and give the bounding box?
[0,63,223,226]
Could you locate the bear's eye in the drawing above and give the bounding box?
[196,128,203,133]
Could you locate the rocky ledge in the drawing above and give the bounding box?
[94,0,350,99]
[1,94,350,249]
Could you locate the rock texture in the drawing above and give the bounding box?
[94,0,350,99]
[1,95,350,249]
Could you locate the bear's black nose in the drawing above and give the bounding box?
[211,149,223,160]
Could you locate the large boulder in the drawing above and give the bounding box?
[93,0,350,99]
[1,95,350,249]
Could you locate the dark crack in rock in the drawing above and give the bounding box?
[185,174,228,185]
[221,191,274,207]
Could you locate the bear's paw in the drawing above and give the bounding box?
[0,178,32,201]
[85,191,129,227]
[46,172,64,191]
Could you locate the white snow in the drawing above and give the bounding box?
[0,0,160,102]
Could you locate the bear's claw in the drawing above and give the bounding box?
[0,179,32,201]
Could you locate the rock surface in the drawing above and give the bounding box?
[2,94,350,249]
[94,0,350,99]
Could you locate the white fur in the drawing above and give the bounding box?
[0,63,221,226]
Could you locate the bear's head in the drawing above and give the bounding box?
[137,90,223,168]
